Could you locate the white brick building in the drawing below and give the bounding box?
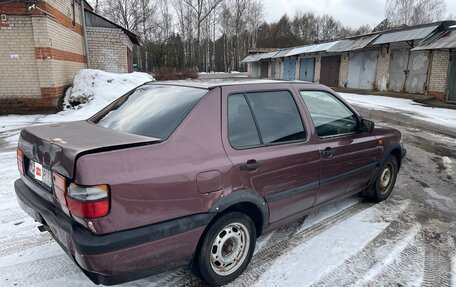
[0,0,141,112]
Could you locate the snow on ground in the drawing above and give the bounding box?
[340,93,456,128]
[299,196,361,231]
[453,255,456,287]
[254,202,406,287]
[442,156,454,178]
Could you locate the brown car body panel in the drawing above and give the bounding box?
[14,80,405,285]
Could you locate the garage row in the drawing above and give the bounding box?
[242,21,456,103]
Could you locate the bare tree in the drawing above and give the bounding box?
[385,0,446,26]
[181,0,223,69]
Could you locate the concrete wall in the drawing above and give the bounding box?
[314,55,322,83]
[338,52,349,88]
[374,45,390,91]
[428,50,450,100]
[86,27,131,73]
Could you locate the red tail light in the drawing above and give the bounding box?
[66,183,110,219]
[17,148,24,175]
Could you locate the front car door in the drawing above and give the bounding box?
[221,84,321,224]
[298,90,382,205]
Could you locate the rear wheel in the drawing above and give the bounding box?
[195,212,256,286]
[366,155,398,202]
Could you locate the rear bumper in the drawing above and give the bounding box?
[14,178,211,285]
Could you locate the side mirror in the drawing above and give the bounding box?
[360,119,375,133]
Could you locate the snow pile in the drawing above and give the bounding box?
[64,69,154,111]
[37,69,154,123]
[340,93,456,128]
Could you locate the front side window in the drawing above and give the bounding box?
[300,91,358,138]
[91,84,207,140]
[228,91,306,149]
[245,91,306,144]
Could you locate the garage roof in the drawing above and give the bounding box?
[258,51,280,60]
[284,41,339,57]
[84,10,142,45]
[371,24,439,45]
[272,49,293,58]
[327,34,379,52]
[241,53,264,63]
[412,29,456,50]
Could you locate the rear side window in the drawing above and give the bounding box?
[228,94,261,148]
[300,90,358,138]
[228,91,306,149]
[91,85,207,140]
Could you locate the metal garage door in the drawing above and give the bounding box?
[447,51,456,103]
[251,62,259,78]
[388,50,429,93]
[275,60,282,79]
[320,55,341,87]
[271,60,277,79]
[347,50,378,89]
[283,57,297,80]
[299,57,315,82]
[260,61,268,78]
[405,51,429,94]
[388,50,409,92]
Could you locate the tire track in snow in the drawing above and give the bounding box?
[227,201,374,287]
[352,227,424,286]
[311,201,455,287]
[312,214,424,286]
[452,254,456,287]
[310,203,420,287]
[421,234,453,287]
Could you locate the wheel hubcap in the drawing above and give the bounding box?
[210,222,250,276]
[379,163,393,193]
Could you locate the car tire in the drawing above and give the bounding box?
[366,155,398,202]
[195,212,256,286]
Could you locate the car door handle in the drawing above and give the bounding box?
[320,147,336,158]
[240,160,261,171]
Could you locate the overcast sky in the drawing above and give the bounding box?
[262,0,455,28]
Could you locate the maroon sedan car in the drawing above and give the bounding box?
[15,80,405,286]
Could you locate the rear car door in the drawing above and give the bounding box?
[221,84,321,224]
[299,90,381,205]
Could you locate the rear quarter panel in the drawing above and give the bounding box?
[74,87,234,234]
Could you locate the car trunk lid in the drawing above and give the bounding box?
[19,120,161,179]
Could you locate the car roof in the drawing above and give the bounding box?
[148,79,314,89]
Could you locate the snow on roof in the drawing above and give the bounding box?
[284,41,339,57]
[241,53,264,63]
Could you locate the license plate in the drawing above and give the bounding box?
[28,160,52,187]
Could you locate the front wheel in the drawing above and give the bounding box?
[366,155,398,202]
[195,212,256,286]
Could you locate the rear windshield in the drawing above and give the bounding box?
[90,84,207,140]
